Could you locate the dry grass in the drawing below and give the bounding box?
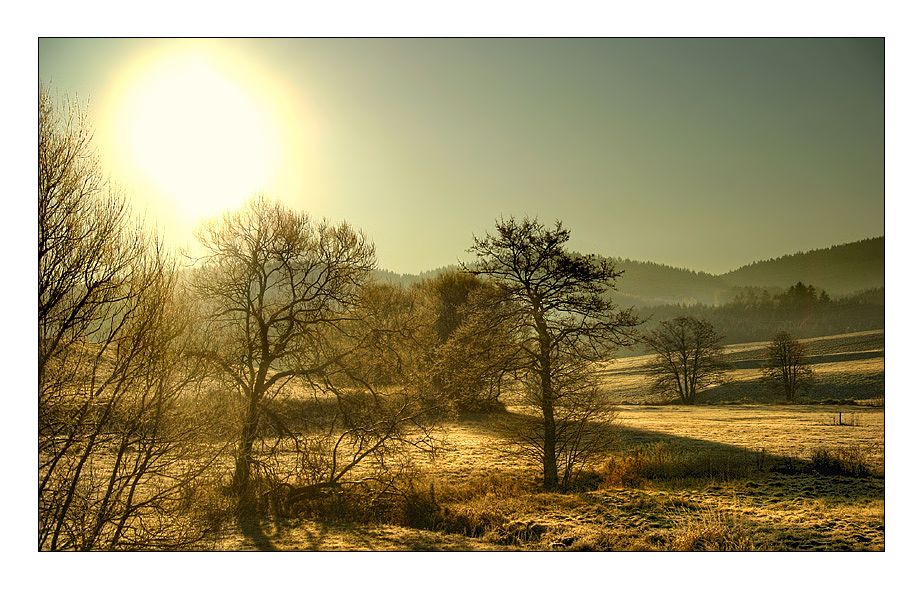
[209,401,883,551]
[205,330,884,551]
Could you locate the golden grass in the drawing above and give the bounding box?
[207,330,884,551]
[209,401,883,551]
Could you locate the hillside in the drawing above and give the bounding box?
[377,237,885,308]
[721,237,884,296]
[605,259,739,307]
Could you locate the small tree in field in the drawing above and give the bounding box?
[762,331,814,402]
[464,217,640,490]
[643,316,730,405]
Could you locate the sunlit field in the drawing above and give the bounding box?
[209,330,884,551]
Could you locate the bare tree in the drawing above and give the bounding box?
[39,86,219,550]
[464,217,639,489]
[192,196,436,511]
[761,331,814,402]
[643,316,731,405]
[39,85,132,382]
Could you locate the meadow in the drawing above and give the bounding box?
[212,330,885,551]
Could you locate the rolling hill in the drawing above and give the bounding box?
[375,236,885,308]
[720,237,884,296]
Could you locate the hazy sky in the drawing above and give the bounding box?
[39,38,884,275]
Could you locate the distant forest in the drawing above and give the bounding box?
[635,283,884,347]
[377,237,885,348]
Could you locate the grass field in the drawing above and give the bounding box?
[209,330,885,551]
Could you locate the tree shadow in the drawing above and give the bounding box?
[237,513,278,551]
[462,409,877,483]
[728,349,883,370]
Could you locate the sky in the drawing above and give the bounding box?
[38,37,884,275]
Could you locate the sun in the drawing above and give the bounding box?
[102,43,285,226]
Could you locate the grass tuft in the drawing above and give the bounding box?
[599,442,759,487]
[666,507,764,551]
[809,446,873,477]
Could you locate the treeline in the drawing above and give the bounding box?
[635,282,884,346]
[379,236,885,312]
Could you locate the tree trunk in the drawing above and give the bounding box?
[536,320,558,490]
[232,388,262,510]
[541,394,558,490]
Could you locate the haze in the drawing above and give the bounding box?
[38,38,884,274]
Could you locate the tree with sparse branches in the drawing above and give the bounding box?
[192,196,437,511]
[464,217,640,490]
[761,331,814,402]
[643,316,731,405]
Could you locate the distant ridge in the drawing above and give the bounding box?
[721,237,884,296]
[373,265,457,287]
[374,237,885,305]
[604,258,738,307]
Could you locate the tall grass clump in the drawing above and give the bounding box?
[809,446,874,477]
[392,470,530,539]
[600,442,758,487]
[666,508,764,551]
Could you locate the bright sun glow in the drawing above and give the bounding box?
[103,43,285,226]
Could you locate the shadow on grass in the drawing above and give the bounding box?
[241,518,500,551]
[237,514,277,551]
[728,349,883,370]
[461,408,882,488]
[696,375,884,403]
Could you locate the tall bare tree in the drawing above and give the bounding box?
[464,217,639,489]
[761,331,814,402]
[643,316,731,405]
[192,196,435,510]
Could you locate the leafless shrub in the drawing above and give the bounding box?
[809,445,874,477]
[497,363,618,489]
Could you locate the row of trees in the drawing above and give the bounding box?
[642,317,815,404]
[638,282,884,345]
